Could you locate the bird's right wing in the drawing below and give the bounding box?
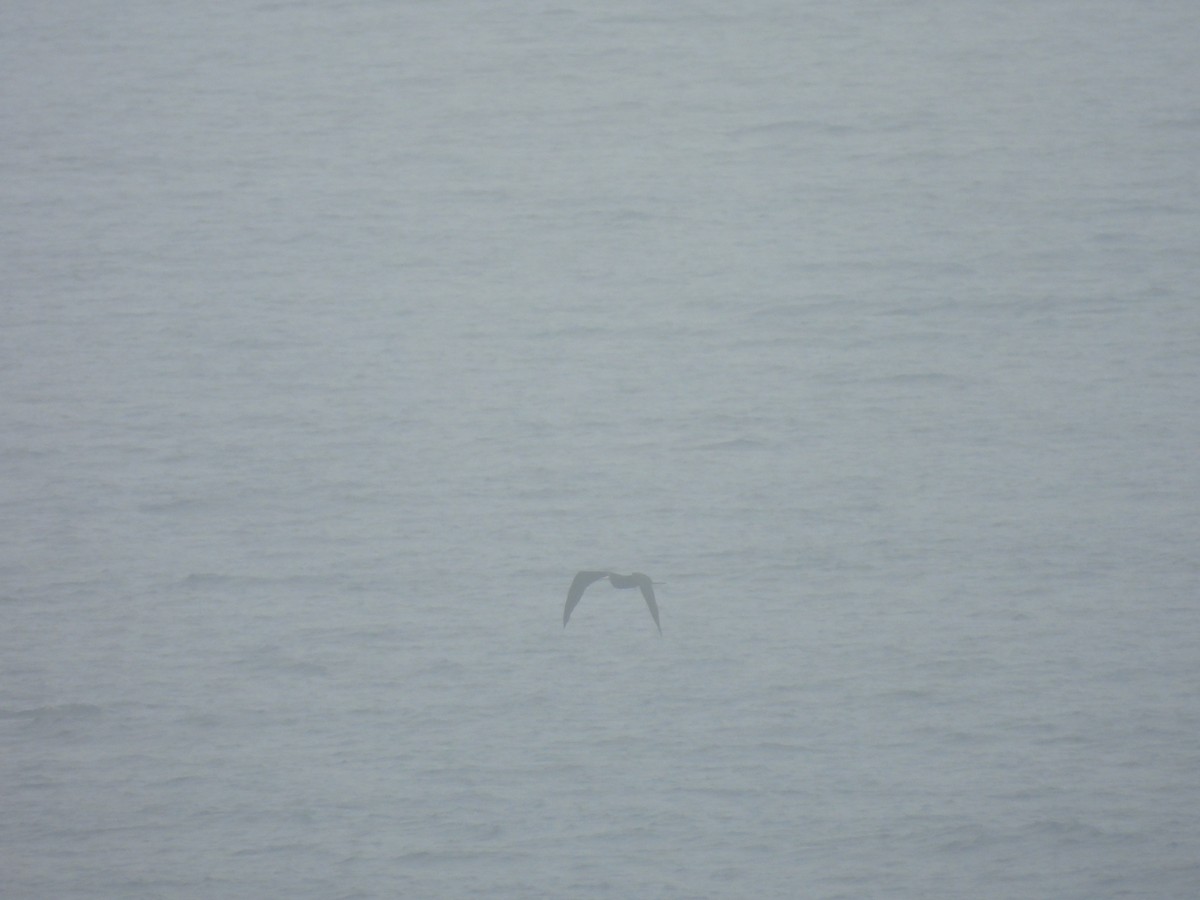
[564,571,609,627]
[634,575,662,635]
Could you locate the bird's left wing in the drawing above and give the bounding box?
[564,571,610,627]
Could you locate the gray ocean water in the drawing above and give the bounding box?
[3,1,1199,897]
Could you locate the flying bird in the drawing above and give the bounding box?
[563,570,661,634]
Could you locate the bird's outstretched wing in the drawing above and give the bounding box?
[631,573,662,635]
[564,571,610,627]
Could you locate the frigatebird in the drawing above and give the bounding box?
[563,571,661,634]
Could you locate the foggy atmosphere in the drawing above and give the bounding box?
[3,1,1198,897]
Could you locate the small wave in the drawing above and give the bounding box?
[731,118,825,139]
[138,497,204,513]
[233,842,319,857]
[691,437,767,452]
[531,324,616,340]
[177,572,350,590]
[865,371,965,386]
[0,702,103,721]
[179,573,257,588]
[876,687,934,702]
[248,659,329,677]
[235,646,330,678]
[756,740,816,755]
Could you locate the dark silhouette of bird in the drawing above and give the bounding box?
[563,570,661,634]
